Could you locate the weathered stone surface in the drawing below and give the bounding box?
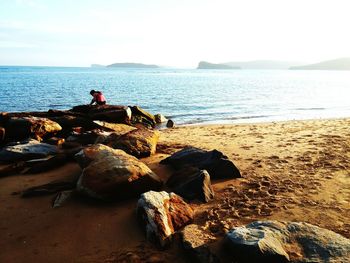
[70,104,129,123]
[167,168,214,203]
[5,117,62,141]
[93,121,136,135]
[154,114,167,123]
[160,147,241,179]
[182,224,219,263]
[75,144,162,201]
[0,139,58,162]
[136,191,194,247]
[106,128,159,158]
[49,115,101,132]
[45,137,65,146]
[225,221,350,263]
[0,127,5,143]
[66,129,111,145]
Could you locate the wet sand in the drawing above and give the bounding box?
[0,118,349,262]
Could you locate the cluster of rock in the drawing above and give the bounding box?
[1,105,349,262]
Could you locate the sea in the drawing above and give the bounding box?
[0,66,349,125]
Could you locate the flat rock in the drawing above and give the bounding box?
[160,147,241,179]
[0,139,58,162]
[106,128,159,158]
[93,121,136,135]
[182,224,219,263]
[225,220,350,263]
[75,144,162,201]
[167,168,214,202]
[136,191,194,247]
[5,116,62,141]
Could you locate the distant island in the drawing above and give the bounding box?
[224,60,304,70]
[108,63,159,68]
[197,61,240,69]
[197,60,304,70]
[290,58,350,70]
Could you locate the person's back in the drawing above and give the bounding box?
[90,90,106,105]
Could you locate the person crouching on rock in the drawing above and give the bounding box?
[90,90,106,105]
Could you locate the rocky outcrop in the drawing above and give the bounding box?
[225,220,350,263]
[181,224,219,263]
[160,147,241,179]
[0,139,58,162]
[167,168,214,202]
[105,128,159,158]
[136,191,194,247]
[75,144,162,201]
[4,117,62,141]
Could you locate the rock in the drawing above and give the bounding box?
[0,139,58,162]
[93,121,136,135]
[225,220,350,263]
[166,119,175,128]
[106,128,159,158]
[130,106,156,127]
[0,127,5,143]
[167,168,214,202]
[52,190,73,208]
[49,115,101,132]
[160,147,241,179]
[5,117,62,141]
[136,191,194,247]
[75,144,162,201]
[66,129,111,145]
[182,224,219,263]
[70,104,130,123]
[45,137,65,146]
[154,114,167,123]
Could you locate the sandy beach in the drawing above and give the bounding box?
[0,118,349,262]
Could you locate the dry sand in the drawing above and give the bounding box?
[0,118,349,262]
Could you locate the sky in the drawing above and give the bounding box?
[0,0,350,67]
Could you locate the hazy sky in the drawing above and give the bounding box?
[1,0,350,67]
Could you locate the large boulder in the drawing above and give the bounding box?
[0,139,58,162]
[5,116,62,141]
[75,144,162,201]
[136,191,194,247]
[167,168,214,203]
[225,221,350,263]
[160,147,241,179]
[182,224,219,263]
[70,105,130,123]
[105,128,159,158]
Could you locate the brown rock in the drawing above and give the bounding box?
[167,168,215,203]
[136,191,194,247]
[0,127,5,143]
[106,128,159,158]
[45,137,65,146]
[5,117,62,141]
[75,144,162,201]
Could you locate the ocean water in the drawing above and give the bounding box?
[0,66,349,125]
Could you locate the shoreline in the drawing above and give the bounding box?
[174,116,350,127]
